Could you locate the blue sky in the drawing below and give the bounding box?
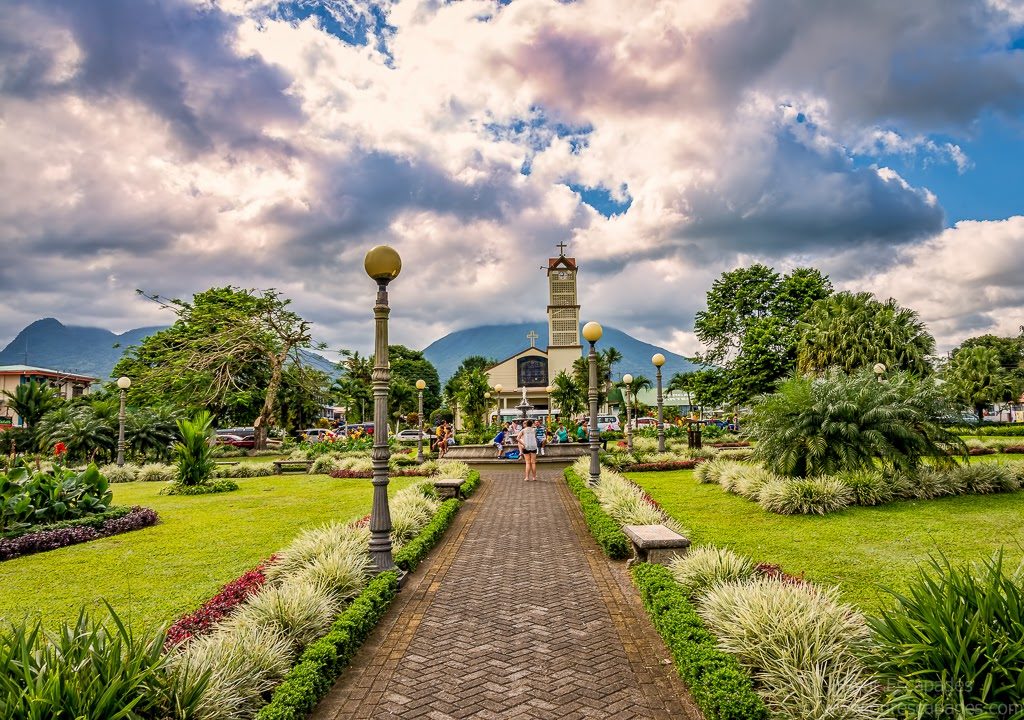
[0,0,1022,356]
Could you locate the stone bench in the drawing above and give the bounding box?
[622,524,691,566]
[273,459,314,475]
[433,478,465,500]
[215,461,240,466]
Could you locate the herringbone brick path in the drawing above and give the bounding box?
[312,466,701,720]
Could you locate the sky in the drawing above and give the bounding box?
[2,0,1023,359]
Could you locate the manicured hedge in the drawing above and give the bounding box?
[255,571,400,720]
[631,563,769,720]
[394,498,460,572]
[564,468,630,559]
[459,469,481,497]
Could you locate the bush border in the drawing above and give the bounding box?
[0,506,158,562]
[564,467,630,559]
[1,505,134,540]
[394,498,460,572]
[631,563,769,720]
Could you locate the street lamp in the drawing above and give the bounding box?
[622,373,633,451]
[545,385,554,428]
[652,353,666,452]
[494,384,503,423]
[873,363,887,382]
[582,321,603,485]
[415,379,426,463]
[116,376,131,467]
[484,391,491,429]
[364,245,402,575]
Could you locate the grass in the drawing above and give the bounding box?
[629,468,1024,612]
[0,474,416,630]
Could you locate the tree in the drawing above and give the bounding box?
[388,346,442,420]
[955,334,1024,386]
[667,372,694,415]
[125,406,181,461]
[601,347,623,385]
[619,374,651,417]
[279,365,332,433]
[113,287,323,448]
[943,345,1018,421]
[550,370,583,420]
[454,368,491,431]
[749,369,965,478]
[2,380,62,429]
[796,291,935,376]
[443,356,496,428]
[694,265,832,404]
[572,353,611,411]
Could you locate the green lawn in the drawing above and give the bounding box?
[629,469,1024,612]
[0,474,416,630]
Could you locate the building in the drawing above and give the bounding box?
[485,243,582,419]
[0,365,98,428]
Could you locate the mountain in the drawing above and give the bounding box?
[0,318,166,379]
[0,318,340,381]
[422,322,697,383]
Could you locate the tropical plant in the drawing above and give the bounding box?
[1,379,62,429]
[0,604,208,719]
[943,344,1018,422]
[869,552,1024,718]
[454,367,491,431]
[757,475,854,515]
[669,546,757,599]
[0,461,112,532]
[550,370,583,419]
[174,411,216,487]
[35,404,115,462]
[126,405,182,461]
[749,369,966,477]
[797,291,935,376]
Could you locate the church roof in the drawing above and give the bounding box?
[548,256,577,270]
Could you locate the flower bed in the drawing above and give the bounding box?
[620,459,700,472]
[165,558,275,648]
[0,506,158,561]
[328,468,432,479]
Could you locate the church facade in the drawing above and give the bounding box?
[485,246,582,419]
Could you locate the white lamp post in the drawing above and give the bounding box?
[415,379,426,463]
[494,384,503,423]
[116,376,131,467]
[364,245,401,575]
[545,385,554,428]
[622,373,633,451]
[582,322,603,485]
[652,353,666,452]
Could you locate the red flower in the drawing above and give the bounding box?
[53,442,67,457]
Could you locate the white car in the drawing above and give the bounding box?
[394,429,432,443]
[583,415,621,432]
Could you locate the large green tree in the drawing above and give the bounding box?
[2,380,62,429]
[796,291,935,376]
[113,287,323,448]
[694,265,832,404]
[550,370,583,420]
[943,345,1018,421]
[443,356,496,428]
[955,334,1024,385]
[388,346,442,420]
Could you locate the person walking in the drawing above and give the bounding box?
[518,419,539,481]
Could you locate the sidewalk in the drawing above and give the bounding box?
[312,465,701,720]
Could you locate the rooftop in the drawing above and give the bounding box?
[0,365,99,381]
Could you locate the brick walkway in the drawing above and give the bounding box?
[312,466,702,720]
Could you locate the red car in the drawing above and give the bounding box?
[216,434,255,448]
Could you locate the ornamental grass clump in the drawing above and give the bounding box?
[170,623,293,720]
[695,457,747,485]
[869,552,1024,718]
[757,475,853,515]
[138,462,175,483]
[588,463,688,535]
[389,483,441,548]
[700,578,880,719]
[99,462,140,483]
[310,453,343,475]
[230,580,338,654]
[436,459,471,479]
[953,461,1020,495]
[834,469,894,507]
[669,545,756,599]
[264,523,369,584]
[289,546,372,602]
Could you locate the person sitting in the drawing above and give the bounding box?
[492,423,508,457]
[576,421,588,442]
[535,423,547,455]
[556,424,569,443]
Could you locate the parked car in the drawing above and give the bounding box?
[216,433,252,448]
[394,429,432,443]
[582,415,621,432]
[631,417,658,429]
[300,428,335,442]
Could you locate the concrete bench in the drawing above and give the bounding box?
[274,459,314,475]
[433,478,465,500]
[622,524,691,566]
[215,461,240,466]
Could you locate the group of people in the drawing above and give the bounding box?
[431,420,456,458]
[490,418,593,481]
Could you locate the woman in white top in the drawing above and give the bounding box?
[518,419,539,481]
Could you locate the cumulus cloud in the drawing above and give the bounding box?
[0,0,1022,359]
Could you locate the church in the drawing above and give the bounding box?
[484,243,583,420]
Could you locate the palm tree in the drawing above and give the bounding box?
[126,406,181,461]
[602,347,623,386]
[797,292,935,376]
[551,370,583,420]
[619,374,652,418]
[3,379,62,429]
[389,380,415,431]
[668,372,694,416]
[39,405,116,462]
[455,368,491,432]
[944,345,1017,422]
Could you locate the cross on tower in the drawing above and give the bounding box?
[527,330,539,348]
[556,241,568,256]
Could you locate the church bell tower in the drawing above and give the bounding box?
[546,242,582,378]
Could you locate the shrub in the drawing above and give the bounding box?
[231,580,339,655]
[631,564,769,720]
[174,411,217,487]
[0,604,207,719]
[757,476,853,515]
[225,462,276,478]
[256,572,399,720]
[869,552,1024,718]
[669,546,756,600]
[310,454,342,475]
[170,623,293,720]
[564,468,630,559]
[389,484,441,548]
[459,469,481,497]
[138,462,176,483]
[836,469,894,506]
[435,459,471,479]
[100,462,140,483]
[394,498,460,572]
[288,548,371,603]
[749,369,965,477]
[622,460,699,472]
[699,578,879,718]
[165,479,239,495]
[265,524,369,584]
